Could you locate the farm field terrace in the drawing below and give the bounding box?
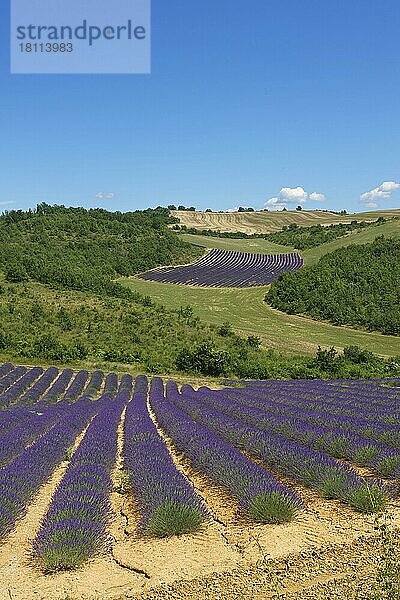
[0,364,399,600]
[172,208,400,234]
[138,249,303,287]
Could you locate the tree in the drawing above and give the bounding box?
[5,261,28,283]
[176,342,230,376]
[296,205,303,211]
[167,204,177,210]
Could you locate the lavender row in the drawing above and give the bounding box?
[0,400,70,467]
[62,370,89,402]
[0,366,27,394]
[0,369,101,439]
[222,388,400,449]
[196,388,400,478]
[40,369,73,403]
[18,367,59,405]
[238,379,400,409]
[0,363,14,379]
[33,387,129,572]
[173,385,388,514]
[139,249,303,288]
[0,367,43,408]
[151,380,303,524]
[236,381,400,420]
[0,370,85,437]
[0,395,103,539]
[80,370,104,400]
[103,372,119,396]
[123,377,209,537]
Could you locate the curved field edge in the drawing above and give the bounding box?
[120,278,400,357]
[172,208,400,234]
[179,217,400,265]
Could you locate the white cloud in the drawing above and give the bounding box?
[309,192,326,202]
[0,201,15,206]
[380,181,400,193]
[265,197,287,211]
[96,192,115,199]
[264,186,326,211]
[279,186,308,203]
[360,181,400,207]
[363,200,379,209]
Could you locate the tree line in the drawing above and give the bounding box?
[266,236,400,335]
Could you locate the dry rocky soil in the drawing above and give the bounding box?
[0,424,399,600]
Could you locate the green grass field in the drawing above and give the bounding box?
[179,234,295,254]
[121,278,400,357]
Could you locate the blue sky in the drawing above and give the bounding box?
[1,0,400,213]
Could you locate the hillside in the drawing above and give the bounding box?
[1,203,398,379]
[173,208,400,234]
[266,237,400,335]
[0,204,201,295]
[180,217,400,265]
[123,277,400,358]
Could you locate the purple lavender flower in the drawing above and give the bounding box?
[151,379,303,525]
[33,381,130,572]
[123,376,209,537]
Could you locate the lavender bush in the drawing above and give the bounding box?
[151,379,303,524]
[123,376,209,537]
[33,384,130,572]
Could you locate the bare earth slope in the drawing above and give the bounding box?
[172,209,400,234]
[0,419,398,600]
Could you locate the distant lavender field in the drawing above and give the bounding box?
[138,248,303,287]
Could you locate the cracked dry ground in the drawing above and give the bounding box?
[0,412,399,600]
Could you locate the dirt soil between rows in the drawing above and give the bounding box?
[1,393,399,600]
[0,479,399,600]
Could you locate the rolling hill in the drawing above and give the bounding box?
[173,208,400,234]
[179,216,400,265]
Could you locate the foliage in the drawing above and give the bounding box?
[266,237,400,335]
[176,342,231,376]
[267,218,387,249]
[0,203,201,298]
[358,513,400,599]
[2,275,396,379]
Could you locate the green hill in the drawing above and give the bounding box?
[0,204,398,381]
[0,203,201,295]
[266,237,400,335]
[180,217,400,265]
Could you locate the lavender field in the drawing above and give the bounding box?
[0,363,398,576]
[138,248,303,287]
